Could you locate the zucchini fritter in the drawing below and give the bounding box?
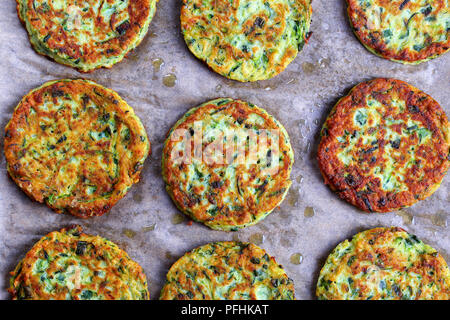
[347,0,450,64]
[162,98,294,231]
[181,0,312,81]
[4,79,150,218]
[16,0,158,72]
[9,225,149,300]
[318,78,449,212]
[160,241,295,300]
[317,227,450,300]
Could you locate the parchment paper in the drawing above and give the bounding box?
[0,0,448,300]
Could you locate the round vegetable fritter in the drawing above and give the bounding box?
[9,225,149,300]
[347,0,450,64]
[317,227,450,300]
[4,79,150,218]
[180,0,312,81]
[160,241,295,300]
[317,78,449,213]
[162,98,294,231]
[16,0,158,72]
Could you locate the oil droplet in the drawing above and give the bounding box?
[123,229,137,239]
[215,84,222,92]
[232,234,240,242]
[163,73,177,87]
[133,192,143,202]
[396,210,414,225]
[286,78,298,85]
[298,129,306,140]
[165,251,174,260]
[171,213,186,224]
[141,224,156,232]
[301,62,316,74]
[304,141,311,153]
[318,58,331,68]
[431,210,447,227]
[296,175,304,184]
[290,253,303,265]
[287,187,299,207]
[151,58,164,73]
[304,206,315,218]
[249,233,264,245]
[280,209,290,219]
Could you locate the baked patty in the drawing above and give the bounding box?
[162,98,294,231]
[160,241,295,300]
[180,0,312,81]
[16,0,158,72]
[317,78,449,212]
[317,227,450,300]
[347,0,450,64]
[4,79,150,218]
[9,225,149,300]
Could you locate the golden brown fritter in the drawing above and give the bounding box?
[160,241,295,300]
[17,0,158,72]
[9,225,149,300]
[318,78,449,212]
[347,0,450,63]
[162,98,294,231]
[181,0,312,81]
[317,227,450,300]
[4,79,150,218]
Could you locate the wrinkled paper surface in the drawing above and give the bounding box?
[0,0,448,299]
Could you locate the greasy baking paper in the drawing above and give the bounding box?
[0,0,448,299]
